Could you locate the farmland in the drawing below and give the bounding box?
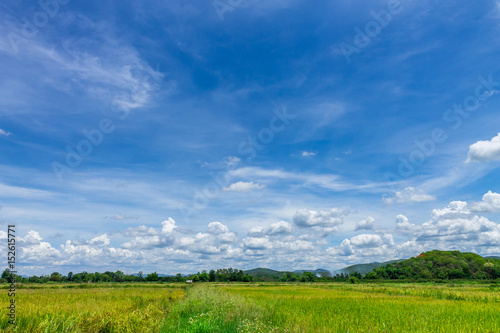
[1,282,500,332]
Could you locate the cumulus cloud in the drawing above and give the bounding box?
[122,218,178,249]
[223,181,266,192]
[248,221,293,237]
[177,221,238,254]
[161,218,177,234]
[469,191,500,212]
[395,214,416,232]
[268,221,293,235]
[20,231,61,264]
[339,239,354,256]
[293,208,349,228]
[244,237,272,250]
[208,222,229,234]
[402,200,500,250]
[383,187,436,204]
[22,230,43,245]
[89,234,110,246]
[350,234,393,248]
[247,226,266,238]
[15,195,500,275]
[355,217,375,231]
[466,133,500,163]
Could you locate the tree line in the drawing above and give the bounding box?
[0,268,255,284]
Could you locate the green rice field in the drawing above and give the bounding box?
[1,282,499,332]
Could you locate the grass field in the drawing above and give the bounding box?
[1,282,500,332]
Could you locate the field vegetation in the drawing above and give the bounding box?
[1,282,500,332]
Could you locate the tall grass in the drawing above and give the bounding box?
[0,284,185,332]
[162,284,281,332]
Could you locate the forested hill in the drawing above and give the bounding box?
[366,250,500,280]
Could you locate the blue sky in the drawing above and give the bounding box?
[2,0,500,275]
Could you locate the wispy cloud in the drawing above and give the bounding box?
[383,187,436,205]
[223,181,265,193]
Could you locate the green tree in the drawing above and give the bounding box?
[302,271,316,282]
[146,272,159,281]
[50,272,63,282]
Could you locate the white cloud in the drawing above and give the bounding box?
[122,218,177,249]
[301,151,316,157]
[89,234,110,246]
[293,208,349,229]
[22,230,43,245]
[355,216,375,231]
[267,221,293,235]
[350,234,385,248]
[14,193,500,275]
[247,226,266,237]
[339,239,354,256]
[124,225,158,237]
[229,167,390,192]
[223,181,265,192]
[0,183,55,199]
[224,156,241,167]
[395,214,416,232]
[469,191,500,212]
[383,187,436,204]
[244,237,272,250]
[0,129,10,136]
[208,221,229,235]
[466,133,500,162]
[161,218,177,234]
[409,200,500,249]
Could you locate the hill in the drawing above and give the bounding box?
[366,250,500,280]
[293,268,330,276]
[243,268,283,277]
[333,259,404,276]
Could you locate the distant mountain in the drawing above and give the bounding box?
[333,259,405,276]
[293,269,331,276]
[243,252,500,279]
[244,268,331,277]
[244,268,283,277]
